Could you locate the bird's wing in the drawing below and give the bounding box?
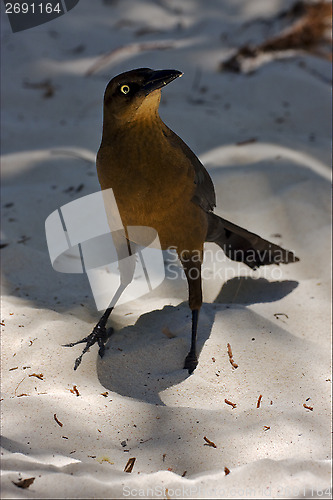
[164,126,216,212]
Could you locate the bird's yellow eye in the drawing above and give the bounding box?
[120,84,130,94]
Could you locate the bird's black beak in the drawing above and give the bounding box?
[142,69,183,95]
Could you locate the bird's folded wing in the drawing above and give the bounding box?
[164,125,216,212]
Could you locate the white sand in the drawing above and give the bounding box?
[1,1,331,498]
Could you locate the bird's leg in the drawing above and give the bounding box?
[64,233,137,370]
[184,309,200,373]
[180,251,203,374]
[63,307,114,370]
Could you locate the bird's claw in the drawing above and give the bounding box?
[184,352,198,374]
[63,325,113,370]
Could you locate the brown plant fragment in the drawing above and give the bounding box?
[204,436,217,448]
[274,312,289,320]
[227,343,238,369]
[162,327,176,339]
[29,373,44,380]
[257,394,263,408]
[260,1,332,56]
[12,477,35,489]
[225,398,237,409]
[220,1,332,73]
[54,414,63,427]
[70,385,80,396]
[124,457,136,473]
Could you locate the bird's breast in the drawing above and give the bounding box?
[98,129,191,210]
[96,124,207,250]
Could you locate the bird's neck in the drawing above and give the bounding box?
[101,91,163,143]
[102,113,164,147]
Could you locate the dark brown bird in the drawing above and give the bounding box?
[65,68,299,373]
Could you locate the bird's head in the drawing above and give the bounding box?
[102,68,183,126]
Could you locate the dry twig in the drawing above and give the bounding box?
[257,394,263,408]
[29,373,44,380]
[124,457,136,473]
[227,343,238,369]
[225,399,237,409]
[70,385,80,396]
[54,414,63,427]
[204,436,217,448]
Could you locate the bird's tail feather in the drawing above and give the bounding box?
[205,212,299,269]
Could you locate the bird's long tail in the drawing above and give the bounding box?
[205,212,299,269]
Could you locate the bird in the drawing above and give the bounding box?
[64,68,299,373]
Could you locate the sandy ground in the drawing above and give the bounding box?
[1,0,331,498]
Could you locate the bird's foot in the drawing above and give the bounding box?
[184,352,198,374]
[63,323,114,371]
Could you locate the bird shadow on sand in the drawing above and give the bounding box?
[97,302,215,406]
[97,277,298,405]
[214,276,299,304]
